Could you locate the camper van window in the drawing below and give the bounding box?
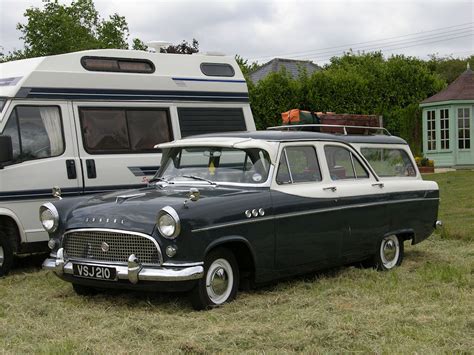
[79,108,172,154]
[200,63,235,77]
[1,106,64,163]
[0,98,6,112]
[81,57,155,74]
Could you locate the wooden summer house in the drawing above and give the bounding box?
[420,64,474,167]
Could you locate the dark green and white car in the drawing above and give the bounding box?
[42,130,441,309]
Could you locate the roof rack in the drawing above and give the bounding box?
[267,124,391,136]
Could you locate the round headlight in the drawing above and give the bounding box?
[157,206,181,239]
[39,202,59,233]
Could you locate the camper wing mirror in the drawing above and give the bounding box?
[0,136,13,168]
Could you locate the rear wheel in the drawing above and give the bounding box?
[190,248,239,310]
[373,235,404,271]
[0,231,14,277]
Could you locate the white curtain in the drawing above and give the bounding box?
[39,107,63,156]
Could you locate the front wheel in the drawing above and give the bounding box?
[0,231,14,277]
[190,248,239,310]
[373,235,404,271]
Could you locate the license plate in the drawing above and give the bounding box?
[72,263,117,281]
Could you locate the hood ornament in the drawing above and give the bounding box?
[184,188,200,208]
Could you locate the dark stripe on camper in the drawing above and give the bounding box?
[0,184,145,202]
[172,77,247,83]
[17,87,249,102]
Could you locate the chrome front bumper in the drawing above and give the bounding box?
[43,248,204,283]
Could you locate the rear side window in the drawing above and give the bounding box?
[177,108,246,137]
[324,145,369,180]
[1,106,64,163]
[276,146,322,184]
[361,147,416,177]
[200,63,235,77]
[79,108,172,154]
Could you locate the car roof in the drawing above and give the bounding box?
[193,130,408,145]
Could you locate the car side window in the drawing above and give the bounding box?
[324,145,369,180]
[276,146,322,184]
[1,106,64,163]
[361,147,416,177]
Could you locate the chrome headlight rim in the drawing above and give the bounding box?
[39,202,59,233]
[157,206,181,239]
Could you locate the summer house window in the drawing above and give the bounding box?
[440,109,449,150]
[458,108,471,150]
[79,108,172,154]
[1,106,64,163]
[427,110,436,151]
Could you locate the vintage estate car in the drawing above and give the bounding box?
[42,129,441,309]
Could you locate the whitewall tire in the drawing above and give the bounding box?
[190,248,239,310]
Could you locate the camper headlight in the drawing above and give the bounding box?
[157,206,181,239]
[39,202,59,233]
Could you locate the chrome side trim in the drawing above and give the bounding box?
[62,228,163,265]
[192,215,275,233]
[191,197,440,233]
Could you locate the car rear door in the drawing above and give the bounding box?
[271,143,343,271]
[321,143,387,262]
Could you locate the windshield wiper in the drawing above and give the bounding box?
[149,176,173,184]
[181,174,217,185]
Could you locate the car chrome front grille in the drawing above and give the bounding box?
[62,229,162,265]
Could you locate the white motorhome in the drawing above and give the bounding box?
[0,49,255,275]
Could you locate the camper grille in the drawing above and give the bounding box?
[63,229,161,265]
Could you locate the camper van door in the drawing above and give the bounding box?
[72,102,175,192]
[0,101,82,243]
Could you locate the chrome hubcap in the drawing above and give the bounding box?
[0,246,4,267]
[380,235,400,269]
[210,267,229,295]
[206,258,233,304]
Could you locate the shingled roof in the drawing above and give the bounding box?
[422,66,474,104]
[249,58,321,84]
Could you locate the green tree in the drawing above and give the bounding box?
[427,54,474,84]
[235,55,260,78]
[248,52,446,152]
[162,39,199,54]
[1,0,146,61]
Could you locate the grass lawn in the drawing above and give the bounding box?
[0,171,472,353]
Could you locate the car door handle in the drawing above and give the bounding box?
[323,186,337,192]
[372,182,384,188]
[86,159,97,179]
[66,160,77,179]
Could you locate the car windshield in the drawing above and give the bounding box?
[156,146,272,185]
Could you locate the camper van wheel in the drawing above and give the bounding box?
[0,231,14,277]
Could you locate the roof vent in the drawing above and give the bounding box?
[203,51,226,56]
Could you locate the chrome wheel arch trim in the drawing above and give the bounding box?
[62,228,163,265]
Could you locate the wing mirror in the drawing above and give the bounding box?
[0,136,13,169]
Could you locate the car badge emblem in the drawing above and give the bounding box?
[101,242,110,253]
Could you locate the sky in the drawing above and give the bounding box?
[0,0,472,65]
